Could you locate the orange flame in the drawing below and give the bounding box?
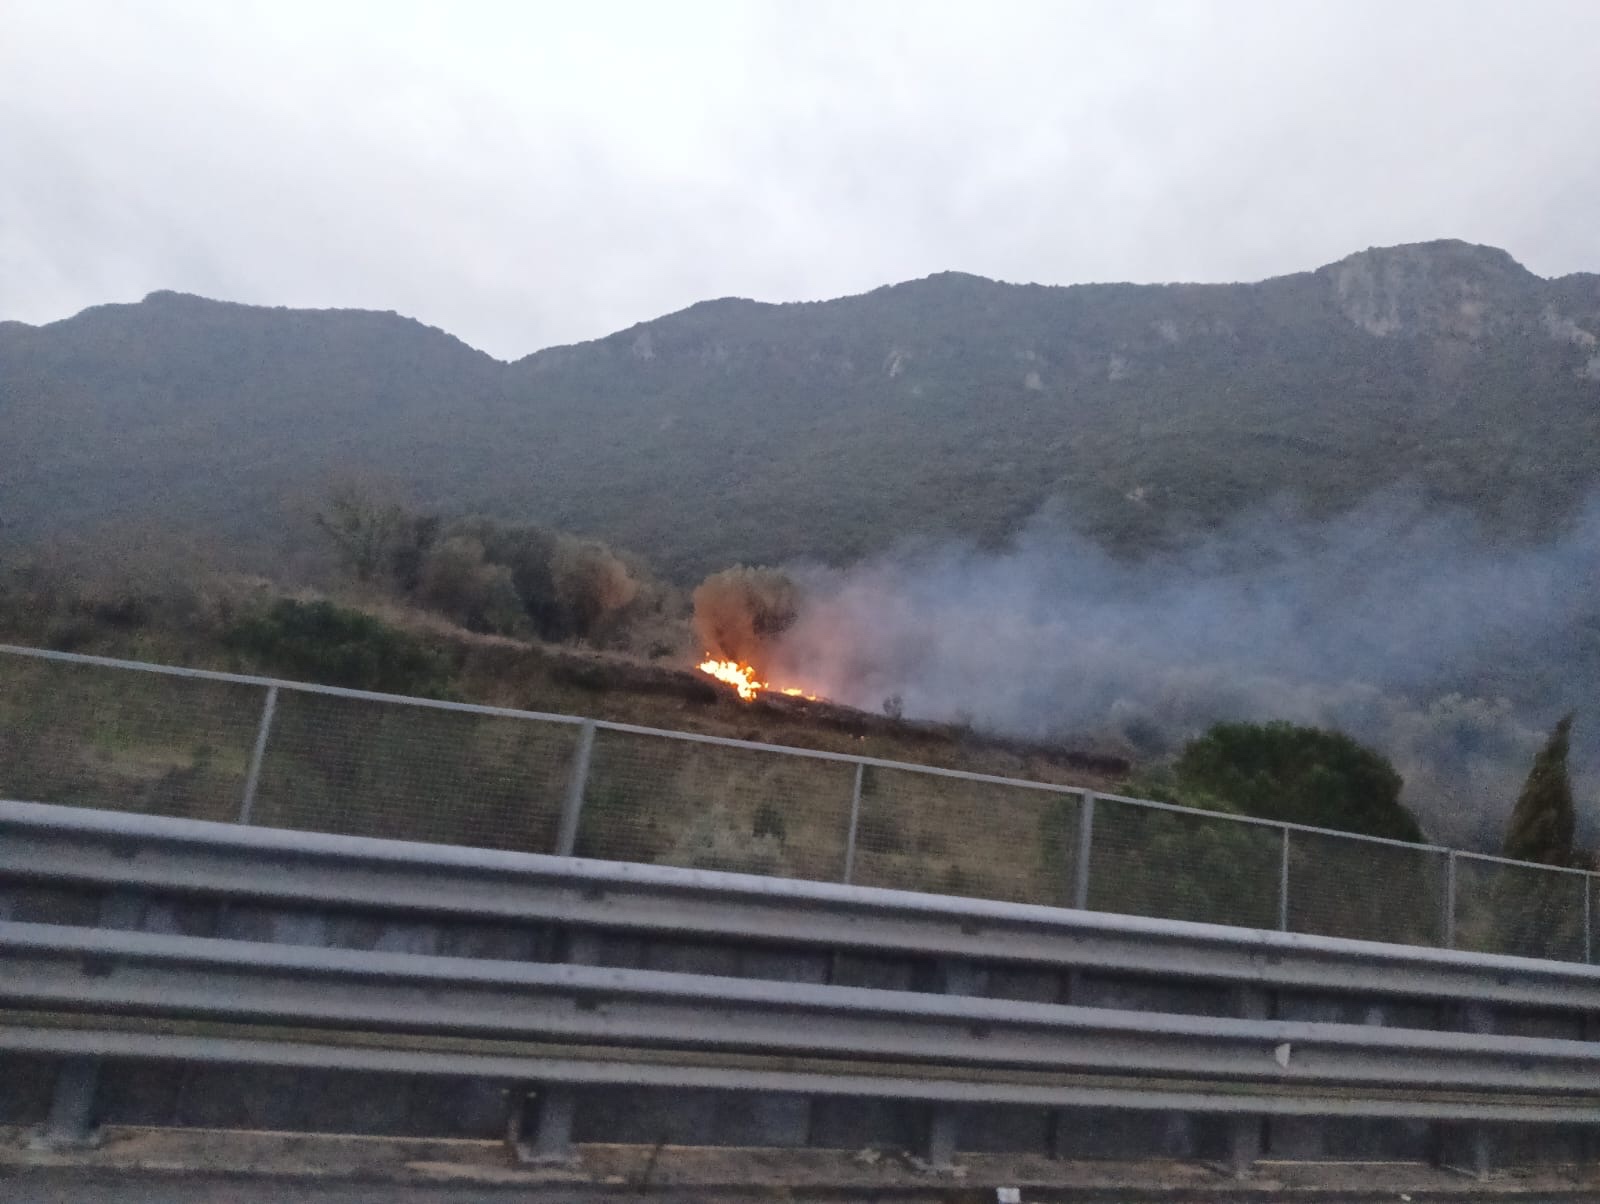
[697,655,820,702]
[697,657,766,701]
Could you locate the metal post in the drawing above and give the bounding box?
[554,721,596,857]
[841,762,865,884]
[1586,874,1593,966]
[1073,792,1096,911]
[1460,1002,1494,1179]
[1278,828,1291,932]
[237,685,278,824]
[922,960,983,1169]
[515,1085,577,1165]
[36,885,141,1150]
[1228,985,1269,1176]
[1443,851,1457,949]
[38,1057,101,1149]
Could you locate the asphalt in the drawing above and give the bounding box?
[7,1168,1600,1204]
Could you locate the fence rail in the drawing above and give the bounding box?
[0,642,1591,963]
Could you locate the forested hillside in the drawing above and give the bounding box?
[4,240,1599,577]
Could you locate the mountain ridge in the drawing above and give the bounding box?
[4,239,1599,577]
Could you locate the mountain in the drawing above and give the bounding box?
[5,241,1599,577]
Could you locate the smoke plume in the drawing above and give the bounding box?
[766,491,1600,850]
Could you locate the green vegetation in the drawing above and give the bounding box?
[1473,715,1587,960]
[1503,714,1577,866]
[5,242,1600,578]
[1171,720,1423,843]
[310,484,670,652]
[222,598,450,695]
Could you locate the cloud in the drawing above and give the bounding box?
[4,0,1600,357]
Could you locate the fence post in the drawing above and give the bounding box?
[841,762,865,884]
[1586,874,1593,966]
[237,685,278,825]
[1073,792,1096,911]
[1278,828,1291,932]
[1443,851,1457,949]
[554,721,596,857]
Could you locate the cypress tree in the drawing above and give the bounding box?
[1502,714,1576,866]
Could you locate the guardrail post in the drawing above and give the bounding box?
[554,721,596,857]
[1462,1003,1494,1178]
[1443,851,1457,948]
[1073,792,1096,911]
[1227,986,1270,1176]
[1584,1010,1600,1167]
[513,923,603,1164]
[37,1057,101,1149]
[34,887,149,1148]
[237,684,278,824]
[1434,1001,1494,1178]
[513,1085,577,1166]
[1278,828,1291,931]
[841,762,865,883]
[922,959,985,1170]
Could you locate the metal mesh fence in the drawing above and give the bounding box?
[5,646,1600,964]
[0,653,266,823]
[249,691,580,853]
[576,727,857,881]
[849,767,1079,906]
[1453,854,1588,962]
[1087,798,1281,929]
[1288,829,1448,946]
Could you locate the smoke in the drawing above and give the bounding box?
[767,491,1600,849]
[692,567,801,664]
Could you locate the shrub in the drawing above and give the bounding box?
[224,599,448,695]
[691,566,799,662]
[1174,720,1422,842]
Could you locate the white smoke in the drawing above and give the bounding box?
[769,490,1600,850]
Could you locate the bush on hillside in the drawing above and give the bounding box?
[1174,720,1423,842]
[416,536,525,635]
[224,599,448,695]
[691,566,799,662]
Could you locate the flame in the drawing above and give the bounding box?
[698,657,766,701]
[697,655,820,702]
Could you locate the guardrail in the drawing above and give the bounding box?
[8,922,1600,1118]
[1,642,1593,967]
[2,799,1599,1173]
[5,799,1600,1012]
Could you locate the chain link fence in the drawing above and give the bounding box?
[1,644,1593,964]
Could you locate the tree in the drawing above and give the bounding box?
[1174,720,1422,842]
[1502,714,1576,866]
[416,536,524,635]
[691,567,799,663]
[549,537,639,640]
[313,480,409,583]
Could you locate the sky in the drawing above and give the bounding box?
[4,0,1600,360]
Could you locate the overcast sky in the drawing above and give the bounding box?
[4,0,1599,359]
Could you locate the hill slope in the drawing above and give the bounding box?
[5,241,1599,576]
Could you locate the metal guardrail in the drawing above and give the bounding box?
[6,920,1600,1108]
[6,799,1600,1012]
[6,796,1600,1172]
[0,642,1593,967]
